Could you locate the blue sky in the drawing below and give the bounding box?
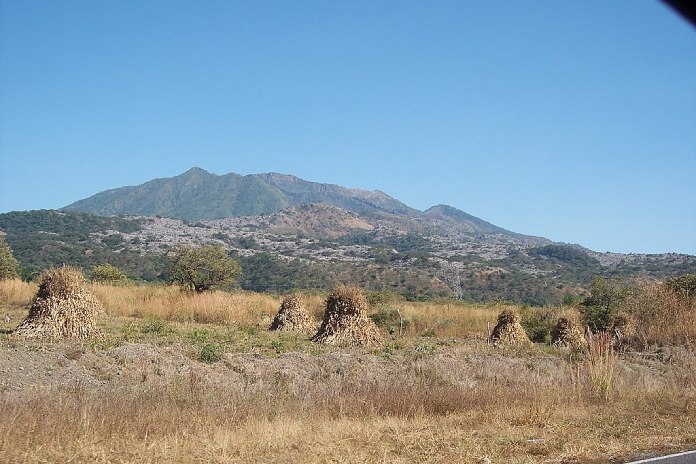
[1,0,694,255]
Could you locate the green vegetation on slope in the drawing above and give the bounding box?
[0,210,165,281]
[1,210,695,305]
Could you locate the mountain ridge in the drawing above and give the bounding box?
[2,208,694,305]
[63,167,528,242]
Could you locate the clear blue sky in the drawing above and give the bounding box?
[1,0,694,255]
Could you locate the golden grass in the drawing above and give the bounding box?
[369,300,505,339]
[0,278,36,307]
[89,283,282,325]
[2,279,696,462]
[626,281,696,346]
[86,282,503,339]
[585,332,616,400]
[0,367,694,463]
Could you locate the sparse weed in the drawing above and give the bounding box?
[140,316,172,335]
[270,338,286,354]
[585,332,616,401]
[199,342,225,364]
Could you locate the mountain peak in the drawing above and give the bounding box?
[185,166,208,173]
[180,167,213,177]
[63,168,515,240]
[423,204,512,235]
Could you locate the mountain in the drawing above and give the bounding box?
[3,167,683,303]
[63,167,550,247]
[63,168,290,220]
[64,167,417,221]
[422,204,510,235]
[251,172,418,217]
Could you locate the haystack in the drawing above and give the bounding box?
[312,286,381,346]
[14,266,103,339]
[269,294,314,333]
[490,309,532,346]
[610,313,635,338]
[551,315,588,351]
[609,312,636,346]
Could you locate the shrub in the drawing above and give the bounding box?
[520,307,556,343]
[580,277,629,331]
[199,343,224,364]
[666,274,696,303]
[91,263,128,284]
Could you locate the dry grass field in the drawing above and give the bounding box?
[1,279,695,463]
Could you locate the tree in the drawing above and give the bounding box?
[0,235,20,280]
[91,263,128,284]
[580,276,628,331]
[168,245,241,293]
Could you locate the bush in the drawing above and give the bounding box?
[370,306,410,336]
[666,274,696,303]
[91,263,128,284]
[199,343,224,364]
[580,277,629,331]
[520,307,556,343]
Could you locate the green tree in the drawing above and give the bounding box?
[168,245,241,293]
[0,235,20,280]
[91,263,128,284]
[581,276,628,331]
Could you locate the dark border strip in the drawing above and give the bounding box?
[626,450,696,464]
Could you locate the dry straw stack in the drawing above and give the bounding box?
[609,313,635,341]
[312,286,381,346]
[14,266,103,340]
[491,309,532,346]
[269,294,314,333]
[551,315,588,351]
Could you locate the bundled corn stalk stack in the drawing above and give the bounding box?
[609,313,636,348]
[551,315,588,351]
[490,309,532,346]
[14,266,103,340]
[312,286,381,346]
[269,294,314,333]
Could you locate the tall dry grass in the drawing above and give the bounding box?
[396,301,504,338]
[0,278,36,307]
[1,359,694,463]
[626,280,696,346]
[2,278,696,462]
[585,331,616,400]
[87,283,502,338]
[90,283,282,325]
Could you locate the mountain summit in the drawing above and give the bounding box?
[62,167,543,245]
[64,168,419,220]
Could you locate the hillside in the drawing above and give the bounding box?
[63,168,291,220]
[63,167,418,221]
[2,209,695,305]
